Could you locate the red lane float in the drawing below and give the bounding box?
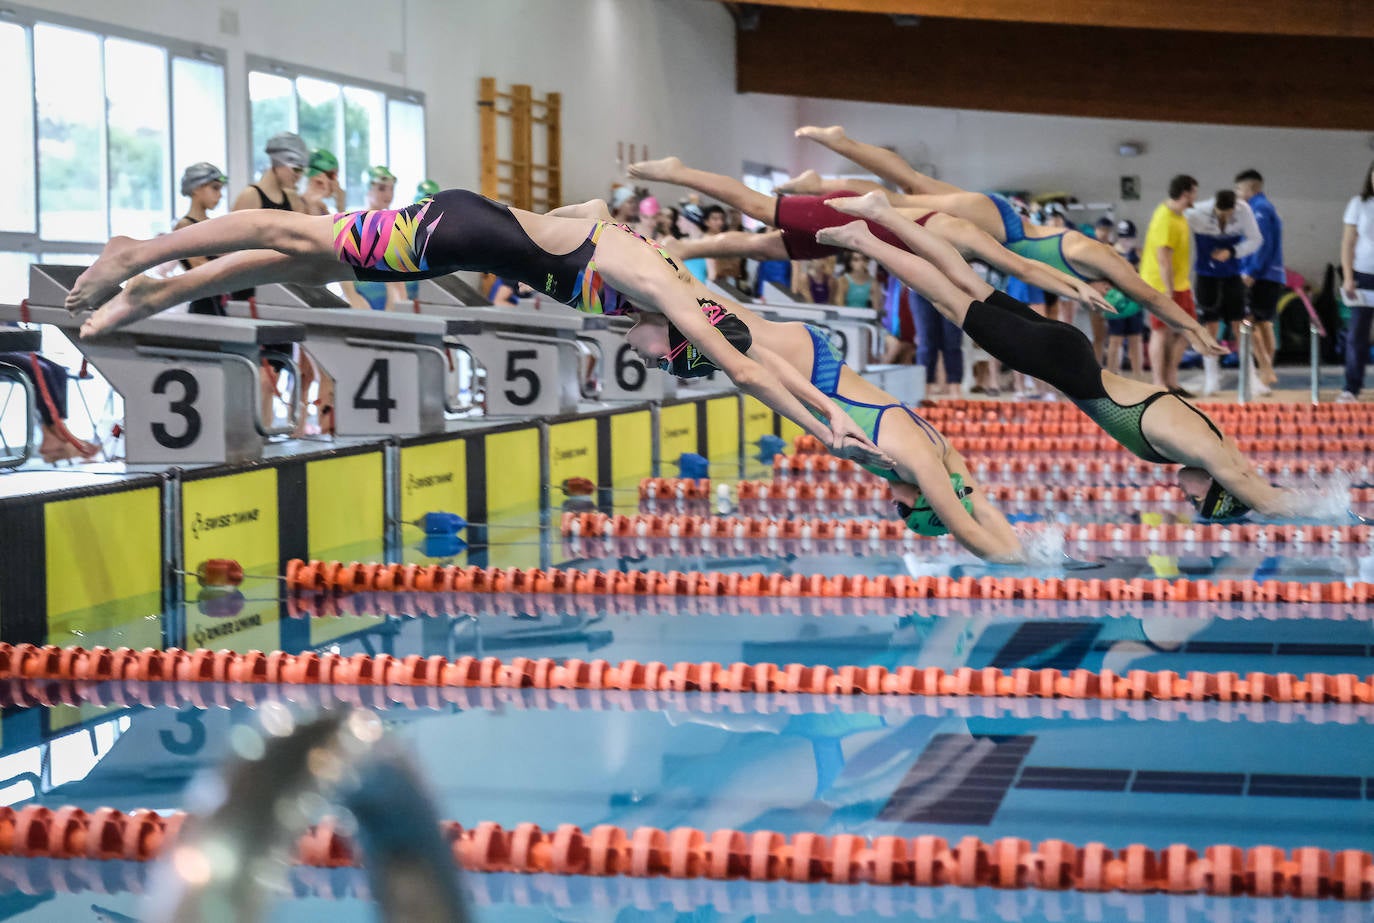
[281,558,1373,605]
[3,643,1374,705]
[0,805,1368,899]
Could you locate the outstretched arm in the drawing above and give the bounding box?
[1107,255,1227,355]
[795,125,963,196]
[931,215,1114,313]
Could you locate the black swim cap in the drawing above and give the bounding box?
[660,308,752,378]
[1192,480,1252,523]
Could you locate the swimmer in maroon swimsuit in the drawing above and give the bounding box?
[783,125,1224,358]
[627,155,1111,312]
[69,189,892,468]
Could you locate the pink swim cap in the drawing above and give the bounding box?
[639,195,660,218]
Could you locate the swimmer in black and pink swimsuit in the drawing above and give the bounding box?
[73,187,892,471]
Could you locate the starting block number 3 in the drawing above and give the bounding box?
[124,361,227,463]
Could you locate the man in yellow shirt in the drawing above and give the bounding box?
[1141,175,1198,394]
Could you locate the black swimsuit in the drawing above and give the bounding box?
[330,189,661,314]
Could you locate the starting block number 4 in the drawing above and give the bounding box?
[337,350,422,435]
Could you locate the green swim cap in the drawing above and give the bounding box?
[415,178,440,201]
[896,474,975,537]
[368,165,397,183]
[307,149,338,176]
[1104,287,1142,320]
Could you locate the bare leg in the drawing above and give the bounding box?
[817,220,983,326]
[773,170,884,196]
[627,157,777,225]
[1107,335,1125,376]
[1148,329,1170,389]
[1127,335,1144,381]
[69,210,337,310]
[81,250,351,337]
[1254,320,1277,384]
[795,125,964,195]
[663,230,789,262]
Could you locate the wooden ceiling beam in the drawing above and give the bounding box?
[735,8,1374,130]
[720,0,1374,40]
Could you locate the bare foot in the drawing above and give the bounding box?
[775,170,824,195]
[627,156,683,183]
[815,219,877,252]
[67,236,141,311]
[79,274,160,338]
[827,189,893,221]
[795,125,847,146]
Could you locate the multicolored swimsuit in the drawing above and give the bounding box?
[331,188,678,315]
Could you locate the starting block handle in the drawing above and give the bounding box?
[0,361,37,468]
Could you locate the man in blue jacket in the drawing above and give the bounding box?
[1186,189,1263,395]
[1235,169,1285,392]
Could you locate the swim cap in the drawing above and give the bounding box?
[265,132,308,169]
[639,195,660,218]
[368,165,397,183]
[1116,218,1138,238]
[659,305,753,378]
[416,179,441,202]
[1103,287,1142,319]
[894,474,975,537]
[307,149,338,176]
[179,161,226,196]
[611,186,637,210]
[1191,480,1252,523]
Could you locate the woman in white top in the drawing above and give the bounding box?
[1341,161,1374,402]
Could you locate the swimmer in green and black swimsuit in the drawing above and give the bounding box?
[823,193,1310,523]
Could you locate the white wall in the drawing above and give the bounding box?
[790,98,1372,279]
[18,0,790,204]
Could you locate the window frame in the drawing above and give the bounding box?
[245,54,424,196]
[0,3,227,257]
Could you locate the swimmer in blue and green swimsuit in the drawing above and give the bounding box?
[625,309,1027,562]
[788,124,1225,358]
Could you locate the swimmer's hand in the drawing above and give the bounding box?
[1078,280,1116,315]
[1183,323,1229,357]
[827,416,894,469]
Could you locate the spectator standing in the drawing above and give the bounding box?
[1104,219,1146,379]
[1187,189,1262,395]
[1235,169,1284,391]
[1140,174,1199,395]
[173,162,227,317]
[1340,161,1374,402]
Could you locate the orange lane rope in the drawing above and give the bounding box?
[639,477,1374,507]
[756,455,1366,483]
[568,511,1374,546]
[0,805,1368,899]
[6,675,1371,726]
[4,643,1374,705]
[282,559,1371,604]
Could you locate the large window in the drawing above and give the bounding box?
[248,58,425,206]
[0,8,226,304]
